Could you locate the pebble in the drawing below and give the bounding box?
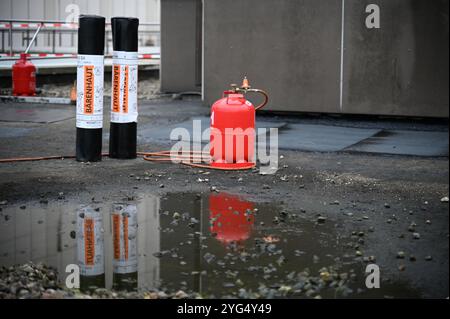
[409,255,416,262]
[173,212,181,219]
[384,203,390,208]
[20,205,26,210]
[210,186,219,192]
[397,251,405,259]
[412,232,421,239]
[398,264,406,271]
[440,196,449,203]
[317,216,327,224]
[425,256,433,261]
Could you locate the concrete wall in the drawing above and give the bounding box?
[343,0,449,117]
[160,0,202,92]
[202,0,449,118]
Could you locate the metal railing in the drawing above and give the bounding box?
[0,19,160,57]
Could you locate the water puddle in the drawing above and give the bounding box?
[0,192,419,298]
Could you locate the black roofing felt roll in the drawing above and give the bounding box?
[76,15,105,162]
[109,17,139,159]
[78,15,105,55]
[109,122,137,159]
[76,128,103,162]
[111,17,139,52]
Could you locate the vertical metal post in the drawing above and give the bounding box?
[8,21,13,55]
[52,29,55,53]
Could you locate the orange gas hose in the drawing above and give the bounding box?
[0,151,255,170]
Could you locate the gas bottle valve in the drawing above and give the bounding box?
[225,77,268,110]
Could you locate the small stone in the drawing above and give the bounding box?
[70,230,76,239]
[355,250,362,257]
[173,212,181,219]
[174,290,188,299]
[384,203,390,208]
[39,199,48,204]
[440,196,449,203]
[398,264,406,271]
[408,223,416,232]
[0,200,8,205]
[412,232,421,239]
[397,251,405,259]
[159,184,165,188]
[409,255,416,262]
[20,205,26,210]
[317,216,327,224]
[425,256,433,261]
[426,220,431,225]
[58,192,65,200]
[203,252,215,264]
[320,271,331,282]
[210,186,219,192]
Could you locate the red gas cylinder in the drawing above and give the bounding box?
[210,77,268,169]
[12,53,36,96]
[209,192,255,245]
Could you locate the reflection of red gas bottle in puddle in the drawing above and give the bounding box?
[209,192,255,244]
[210,77,268,170]
[12,53,36,96]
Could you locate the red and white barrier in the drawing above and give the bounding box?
[0,22,78,29]
[0,53,160,59]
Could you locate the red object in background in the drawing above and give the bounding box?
[209,193,255,244]
[210,92,255,169]
[12,53,36,96]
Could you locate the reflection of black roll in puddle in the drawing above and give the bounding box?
[76,15,105,162]
[77,205,105,292]
[112,203,138,291]
[109,17,139,159]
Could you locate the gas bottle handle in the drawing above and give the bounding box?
[245,88,269,111]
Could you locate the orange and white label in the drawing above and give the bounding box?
[77,206,104,276]
[112,65,121,113]
[111,51,138,124]
[76,54,104,129]
[112,203,137,274]
[84,217,95,265]
[83,65,94,115]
